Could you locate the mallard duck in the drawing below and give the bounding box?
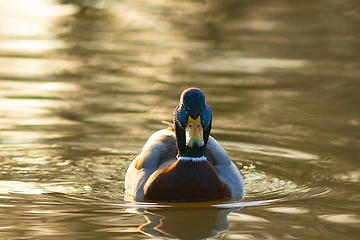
[125,88,244,202]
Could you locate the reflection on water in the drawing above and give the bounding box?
[133,204,237,239]
[123,200,276,239]
[1,0,360,239]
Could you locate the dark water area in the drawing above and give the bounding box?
[1,0,360,239]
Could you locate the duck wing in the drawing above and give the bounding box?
[206,137,245,199]
[125,129,177,200]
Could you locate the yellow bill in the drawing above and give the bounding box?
[185,116,204,148]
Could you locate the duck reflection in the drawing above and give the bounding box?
[130,203,241,240]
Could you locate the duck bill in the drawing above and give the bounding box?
[185,116,204,148]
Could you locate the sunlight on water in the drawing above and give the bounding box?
[0,79,81,141]
[224,20,281,31]
[0,132,64,142]
[222,141,318,160]
[333,170,360,183]
[0,40,68,54]
[0,0,359,239]
[0,181,91,195]
[187,57,308,74]
[0,0,78,37]
[0,57,82,77]
[265,206,309,214]
[227,212,269,223]
[0,81,80,97]
[319,214,360,225]
[0,98,80,130]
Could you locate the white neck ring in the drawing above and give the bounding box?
[177,156,207,162]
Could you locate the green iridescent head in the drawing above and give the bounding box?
[174,88,212,157]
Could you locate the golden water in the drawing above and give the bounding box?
[1,0,360,239]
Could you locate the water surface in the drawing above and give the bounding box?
[1,0,360,239]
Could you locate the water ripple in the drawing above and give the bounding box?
[221,141,319,160]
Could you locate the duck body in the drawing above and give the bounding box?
[125,88,245,202]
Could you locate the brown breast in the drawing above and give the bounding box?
[143,160,231,202]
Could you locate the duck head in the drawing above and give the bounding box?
[174,88,212,158]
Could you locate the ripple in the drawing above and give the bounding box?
[265,206,309,214]
[333,170,360,183]
[0,181,91,195]
[187,57,308,74]
[0,57,82,77]
[243,171,308,199]
[227,212,269,223]
[110,199,277,210]
[212,199,277,209]
[319,214,360,225]
[221,141,318,160]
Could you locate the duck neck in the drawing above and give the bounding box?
[177,145,206,159]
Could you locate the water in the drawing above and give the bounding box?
[1,0,360,239]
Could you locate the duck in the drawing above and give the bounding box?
[125,88,245,202]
